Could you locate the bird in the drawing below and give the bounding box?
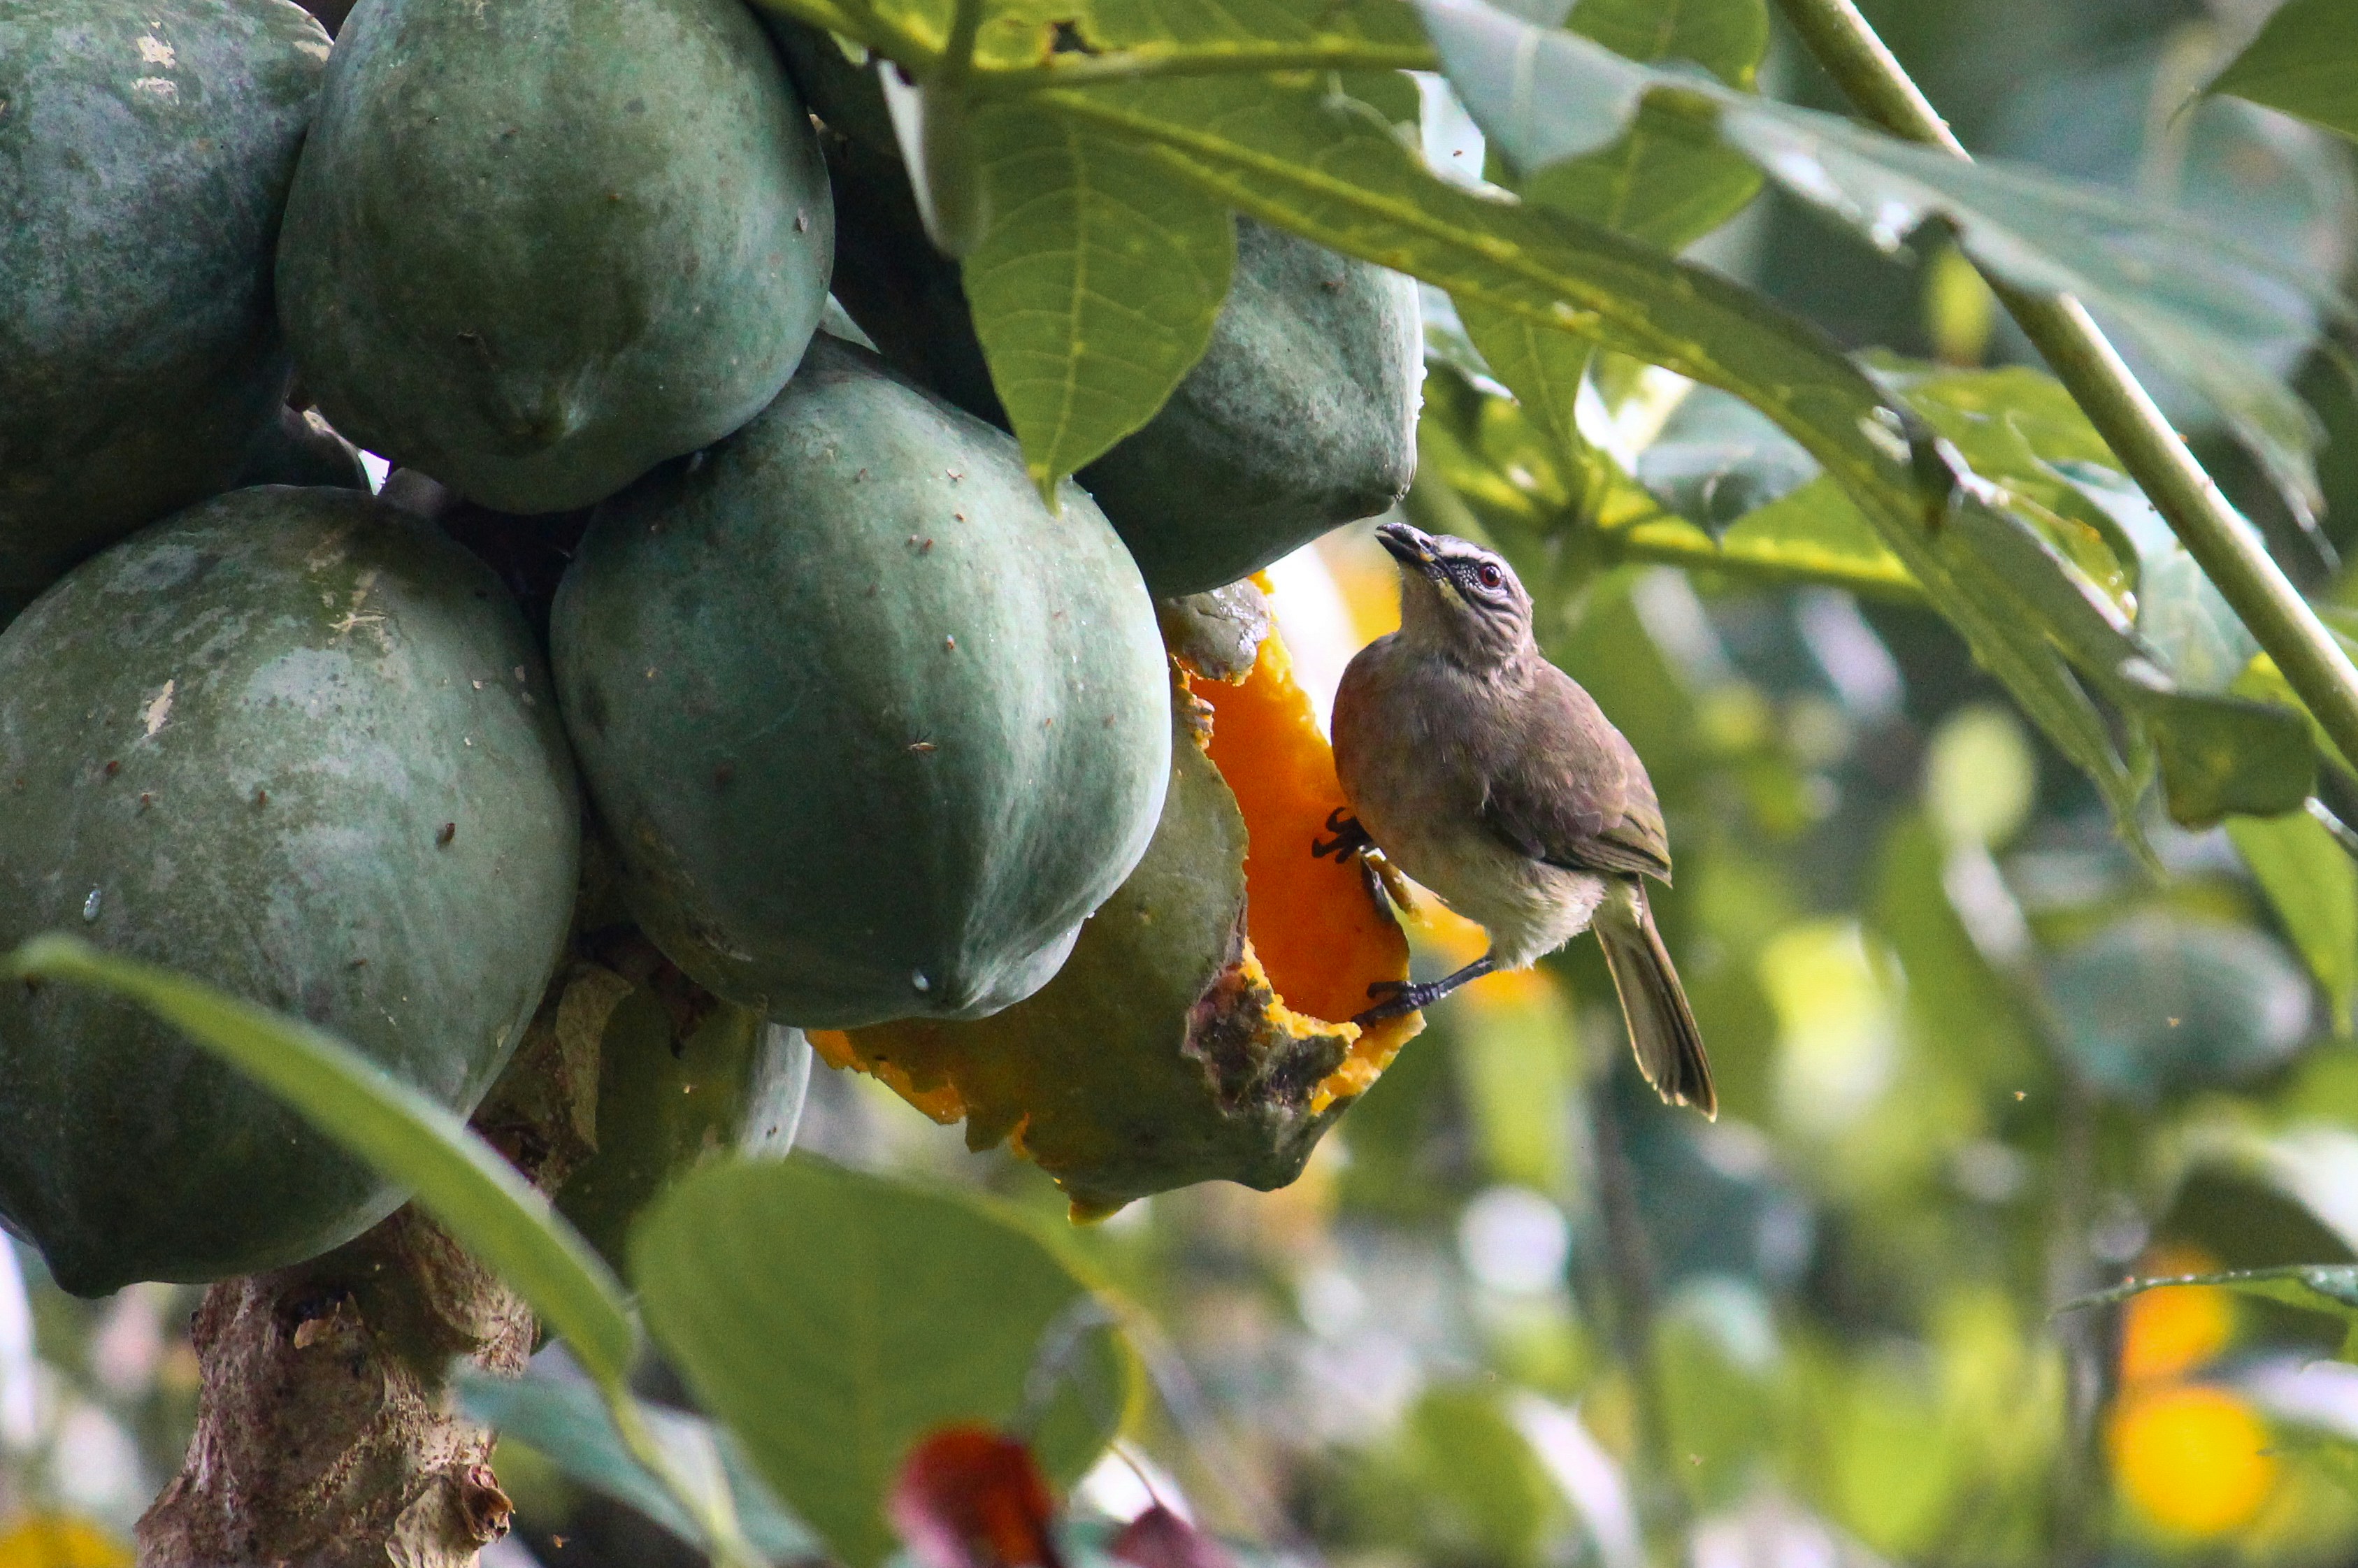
[1327,519,1715,1118]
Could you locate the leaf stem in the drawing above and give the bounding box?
[979,41,1437,91]
[609,1387,767,1568]
[1771,0,2358,772]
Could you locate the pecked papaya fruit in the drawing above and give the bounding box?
[277,0,833,514]
[551,335,1172,1028]
[811,597,1425,1217]
[0,487,580,1294]
[824,139,1421,595]
[0,0,328,607]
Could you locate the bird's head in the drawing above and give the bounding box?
[1376,521,1534,668]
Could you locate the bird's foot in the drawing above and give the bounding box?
[1351,951,1500,1028]
[1309,807,1372,861]
[1353,977,1442,1026]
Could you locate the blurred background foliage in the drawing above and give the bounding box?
[13,0,2358,1562]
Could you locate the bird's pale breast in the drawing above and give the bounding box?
[1333,638,1609,970]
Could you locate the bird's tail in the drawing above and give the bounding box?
[1594,880,1716,1119]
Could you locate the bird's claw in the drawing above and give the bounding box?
[1353,977,1435,1027]
[1311,807,1372,860]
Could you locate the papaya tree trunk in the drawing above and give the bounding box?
[136,951,607,1568]
[134,1208,534,1568]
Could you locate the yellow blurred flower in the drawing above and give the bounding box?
[2119,1284,2236,1387]
[0,1516,132,1568]
[2108,1383,2280,1539]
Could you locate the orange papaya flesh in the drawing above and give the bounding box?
[812,617,1421,1218]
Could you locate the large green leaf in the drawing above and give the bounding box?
[1416,0,2348,517]
[632,1157,1136,1568]
[0,935,637,1387]
[1457,0,1764,452]
[1034,72,2150,816]
[961,103,1235,497]
[1418,366,1918,596]
[2229,807,2358,1035]
[1521,0,1764,247]
[458,1361,821,1564]
[2209,0,2358,145]
[752,0,1430,71]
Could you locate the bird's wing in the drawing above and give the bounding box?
[1477,666,1673,882]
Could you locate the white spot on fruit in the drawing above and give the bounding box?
[131,77,178,101]
[142,679,175,737]
[136,36,176,66]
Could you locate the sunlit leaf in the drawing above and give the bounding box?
[1,935,636,1388]
[1456,0,1765,443]
[1520,0,1765,247]
[1635,385,1820,532]
[633,1157,1136,1568]
[962,104,1234,497]
[1034,71,2274,830]
[2229,808,2358,1035]
[2208,0,2358,145]
[1417,0,2346,515]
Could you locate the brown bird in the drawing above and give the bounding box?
[1328,520,1714,1117]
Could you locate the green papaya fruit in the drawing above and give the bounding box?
[551,336,1172,1028]
[1080,220,1422,594]
[826,143,1421,594]
[0,487,581,1294]
[0,0,327,606]
[277,0,834,514]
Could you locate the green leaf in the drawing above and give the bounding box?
[632,1156,1137,1568]
[1456,0,1764,453]
[2122,679,2317,826]
[1085,0,1429,52]
[2229,808,2358,1034]
[2209,0,2358,145]
[2069,1264,2358,1359]
[1522,0,1765,249]
[1,935,636,1388]
[2044,912,2313,1102]
[962,103,1235,498]
[1397,1384,1563,1568]
[458,1361,821,1564]
[1418,0,2348,517]
[1711,477,1914,595]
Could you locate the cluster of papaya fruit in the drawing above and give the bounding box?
[0,0,1425,1296]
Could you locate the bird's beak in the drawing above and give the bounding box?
[1376,521,1445,581]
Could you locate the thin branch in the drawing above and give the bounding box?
[1579,1065,1688,1562]
[1771,0,2358,775]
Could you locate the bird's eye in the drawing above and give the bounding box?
[1476,563,1504,590]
